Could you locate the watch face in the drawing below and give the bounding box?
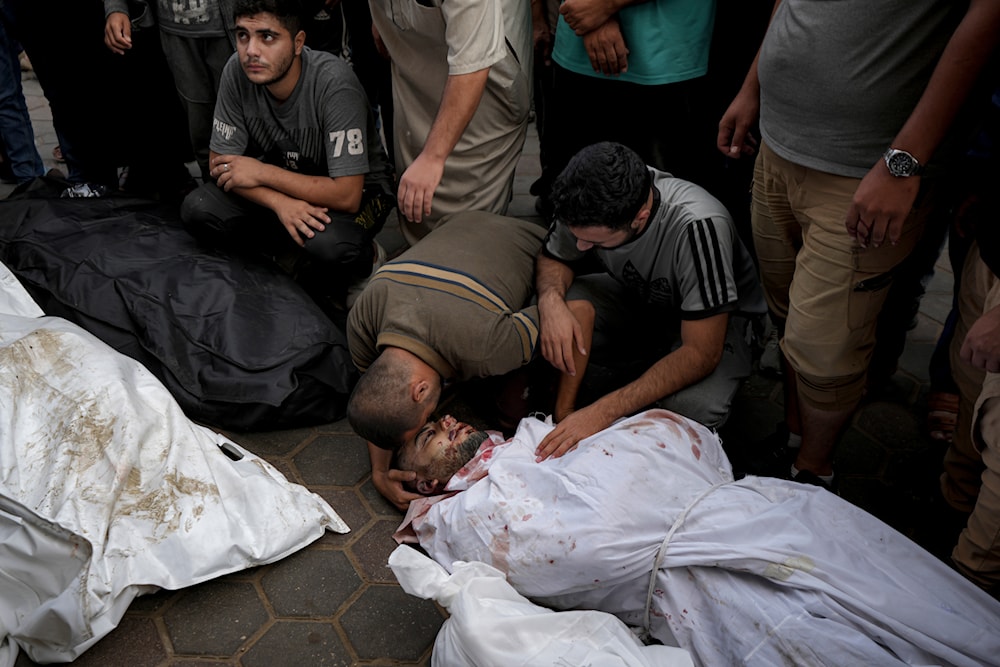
[886,150,917,176]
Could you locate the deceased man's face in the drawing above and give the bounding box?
[402,415,489,494]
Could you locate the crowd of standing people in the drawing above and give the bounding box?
[2,0,999,604]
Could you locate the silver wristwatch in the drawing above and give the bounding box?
[883,148,923,177]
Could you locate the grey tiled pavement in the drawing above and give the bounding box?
[6,70,957,666]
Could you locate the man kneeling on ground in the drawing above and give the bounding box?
[534,141,766,461]
[345,210,594,509]
[181,0,395,307]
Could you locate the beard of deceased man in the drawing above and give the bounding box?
[394,415,491,495]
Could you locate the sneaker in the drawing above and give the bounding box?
[345,240,387,309]
[60,183,109,198]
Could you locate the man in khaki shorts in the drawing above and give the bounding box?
[943,238,1000,597]
[717,0,1000,489]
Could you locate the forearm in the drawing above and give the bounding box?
[737,0,782,98]
[560,0,651,35]
[420,69,490,163]
[209,150,364,211]
[531,0,548,28]
[593,342,720,422]
[246,163,364,211]
[554,300,594,419]
[890,0,1000,163]
[536,252,574,304]
[219,180,286,212]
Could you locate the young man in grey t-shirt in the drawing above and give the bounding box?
[534,142,766,460]
[181,0,395,307]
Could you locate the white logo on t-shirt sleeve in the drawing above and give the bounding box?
[329,129,364,157]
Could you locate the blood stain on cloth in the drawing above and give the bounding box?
[691,443,701,460]
[491,524,511,574]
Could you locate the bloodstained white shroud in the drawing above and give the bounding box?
[0,263,348,666]
[397,410,1000,667]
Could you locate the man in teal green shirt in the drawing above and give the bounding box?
[533,0,716,213]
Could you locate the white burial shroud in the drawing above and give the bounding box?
[0,262,348,666]
[403,411,1000,667]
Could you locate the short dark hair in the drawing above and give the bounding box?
[346,353,430,450]
[550,142,651,230]
[233,0,305,35]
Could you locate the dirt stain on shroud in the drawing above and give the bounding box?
[3,328,220,541]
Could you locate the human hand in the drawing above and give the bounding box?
[534,402,615,461]
[373,467,421,512]
[397,153,445,223]
[961,303,1000,373]
[104,12,133,54]
[583,20,628,76]
[844,163,920,248]
[716,88,759,158]
[560,0,616,35]
[273,198,332,247]
[539,295,586,375]
[210,154,271,191]
[533,21,554,66]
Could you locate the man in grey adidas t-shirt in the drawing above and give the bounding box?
[535,142,766,459]
[181,0,394,304]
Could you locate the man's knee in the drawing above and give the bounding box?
[303,219,372,276]
[793,367,866,410]
[180,185,213,228]
[657,340,750,430]
[658,390,732,430]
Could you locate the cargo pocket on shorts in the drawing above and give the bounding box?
[847,270,893,331]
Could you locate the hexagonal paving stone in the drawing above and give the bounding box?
[360,479,405,518]
[349,520,403,583]
[164,580,268,656]
[340,586,443,661]
[364,659,432,667]
[240,621,352,667]
[71,616,166,667]
[261,549,363,617]
[294,434,371,486]
[261,458,300,485]
[918,289,953,324]
[856,402,923,446]
[128,586,181,613]
[897,341,935,383]
[229,427,317,457]
[316,418,355,435]
[315,488,373,547]
[835,428,888,478]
